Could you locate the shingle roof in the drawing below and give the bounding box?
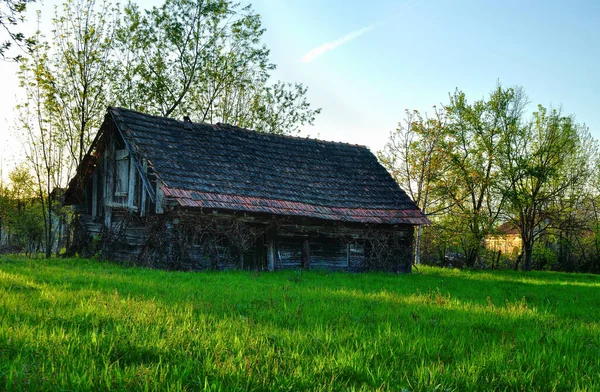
[109,107,429,225]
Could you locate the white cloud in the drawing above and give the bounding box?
[301,23,380,63]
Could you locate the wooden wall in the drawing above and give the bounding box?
[73,205,413,273]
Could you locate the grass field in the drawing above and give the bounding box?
[0,256,599,391]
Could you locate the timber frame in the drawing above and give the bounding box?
[65,107,429,272]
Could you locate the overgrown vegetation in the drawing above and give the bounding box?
[0,256,598,390]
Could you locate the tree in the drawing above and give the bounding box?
[378,108,448,264]
[500,106,591,271]
[113,0,319,134]
[0,0,35,60]
[50,0,118,166]
[16,25,62,258]
[221,80,321,135]
[8,164,43,253]
[437,85,527,267]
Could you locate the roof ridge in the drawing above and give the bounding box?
[108,106,371,151]
[109,106,214,128]
[215,122,370,150]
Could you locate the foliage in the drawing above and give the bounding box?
[0,0,35,60]
[10,199,43,252]
[50,0,118,166]
[381,83,600,273]
[378,108,447,217]
[10,0,321,258]
[112,0,320,134]
[436,85,527,267]
[378,108,448,265]
[15,24,65,258]
[499,105,592,271]
[0,164,41,251]
[0,256,598,390]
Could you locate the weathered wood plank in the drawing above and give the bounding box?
[301,239,311,270]
[156,182,165,214]
[127,152,136,209]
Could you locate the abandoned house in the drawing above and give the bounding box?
[64,107,430,272]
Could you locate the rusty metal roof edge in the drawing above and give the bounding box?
[163,187,429,225]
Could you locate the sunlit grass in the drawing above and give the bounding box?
[0,256,599,391]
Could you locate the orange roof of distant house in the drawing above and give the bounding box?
[495,222,519,235]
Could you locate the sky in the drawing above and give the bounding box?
[1,0,599,181]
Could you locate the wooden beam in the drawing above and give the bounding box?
[104,131,114,229]
[127,152,136,209]
[91,169,97,219]
[156,182,165,214]
[104,131,113,206]
[301,239,311,270]
[346,242,350,268]
[140,161,147,216]
[266,229,276,271]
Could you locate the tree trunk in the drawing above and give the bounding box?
[514,252,522,271]
[55,214,64,257]
[301,239,311,270]
[524,244,533,271]
[493,250,501,270]
[46,194,52,259]
[465,248,478,268]
[414,226,422,265]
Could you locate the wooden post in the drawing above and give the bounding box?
[104,133,114,229]
[156,182,164,214]
[166,220,173,265]
[405,228,413,273]
[127,152,136,209]
[91,169,98,218]
[266,229,276,271]
[346,242,350,268]
[140,161,147,216]
[301,239,311,270]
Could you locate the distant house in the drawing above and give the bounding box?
[64,107,429,272]
[485,222,522,255]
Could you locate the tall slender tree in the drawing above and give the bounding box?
[51,0,118,167]
[16,25,62,257]
[378,108,448,264]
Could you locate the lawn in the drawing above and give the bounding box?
[0,256,599,391]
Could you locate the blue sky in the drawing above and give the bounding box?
[251,0,600,147]
[1,0,599,178]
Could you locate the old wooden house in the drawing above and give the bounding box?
[64,107,429,272]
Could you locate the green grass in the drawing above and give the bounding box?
[0,256,599,391]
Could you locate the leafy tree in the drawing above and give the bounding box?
[437,85,527,267]
[0,164,42,252]
[16,25,61,258]
[113,0,319,134]
[500,106,592,271]
[51,0,118,166]
[222,80,321,135]
[0,0,35,60]
[378,108,448,264]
